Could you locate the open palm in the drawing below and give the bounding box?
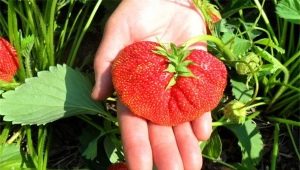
[92,0,212,169]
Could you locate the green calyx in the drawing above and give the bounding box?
[154,43,195,89]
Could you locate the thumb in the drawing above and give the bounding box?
[91,17,130,100]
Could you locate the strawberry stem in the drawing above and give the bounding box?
[183,34,236,61]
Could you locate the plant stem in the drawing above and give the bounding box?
[267,64,289,110]
[43,126,52,170]
[212,121,234,127]
[8,0,26,81]
[286,124,300,160]
[7,129,21,144]
[245,102,266,110]
[37,126,47,170]
[279,20,288,50]
[183,35,236,61]
[271,123,279,170]
[44,0,57,66]
[67,0,103,66]
[269,94,300,113]
[0,122,11,144]
[284,50,300,68]
[267,116,300,127]
[25,126,38,168]
[253,0,279,45]
[202,154,237,170]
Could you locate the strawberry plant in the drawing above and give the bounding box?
[0,0,299,169]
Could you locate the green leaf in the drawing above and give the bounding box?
[0,64,110,125]
[201,130,222,160]
[79,127,102,160]
[255,38,285,54]
[20,35,35,58]
[225,120,264,168]
[230,78,254,103]
[0,144,23,169]
[276,0,300,24]
[104,136,121,163]
[222,32,252,56]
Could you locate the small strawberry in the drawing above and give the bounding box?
[223,100,247,124]
[236,52,261,75]
[112,41,227,126]
[0,37,19,82]
[107,162,128,170]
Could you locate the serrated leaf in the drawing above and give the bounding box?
[231,78,254,103]
[276,0,300,24]
[201,130,222,160]
[0,64,109,125]
[225,120,264,168]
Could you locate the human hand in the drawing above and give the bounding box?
[92,0,212,169]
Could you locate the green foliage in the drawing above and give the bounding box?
[0,144,24,168]
[0,65,112,125]
[225,120,263,169]
[276,0,300,24]
[80,127,102,160]
[221,32,252,57]
[230,78,254,103]
[201,130,222,160]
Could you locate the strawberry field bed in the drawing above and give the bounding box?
[0,0,299,169]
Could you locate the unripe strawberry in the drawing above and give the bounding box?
[223,100,247,124]
[235,52,260,75]
[0,37,19,82]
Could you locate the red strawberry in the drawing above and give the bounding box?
[0,37,19,82]
[112,41,227,126]
[107,162,128,170]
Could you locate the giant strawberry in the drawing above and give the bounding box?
[112,41,227,125]
[0,37,19,82]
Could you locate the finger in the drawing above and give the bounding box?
[173,122,202,170]
[192,112,212,141]
[117,101,153,170]
[148,123,184,170]
[91,14,131,100]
